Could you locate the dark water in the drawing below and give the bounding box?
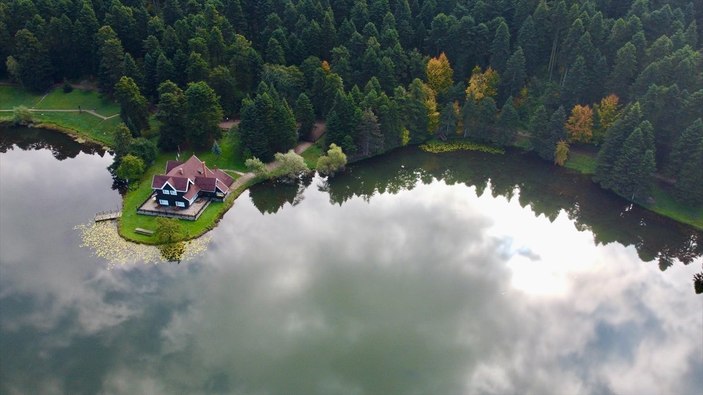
[1,127,702,395]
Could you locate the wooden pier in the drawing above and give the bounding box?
[94,210,122,222]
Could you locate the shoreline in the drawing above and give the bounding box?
[3,122,700,241]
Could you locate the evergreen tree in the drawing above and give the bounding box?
[156,81,187,151]
[561,55,588,106]
[502,47,526,98]
[529,105,551,159]
[517,16,538,74]
[12,29,53,91]
[610,121,656,200]
[356,108,382,157]
[490,20,511,72]
[208,66,238,117]
[439,102,457,139]
[98,37,125,95]
[184,81,223,150]
[667,119,703,178]
[607,42,638,99]
[595,103,644,189]
[326,90,361,154]
[496,98,519,146]
[295,93,315,140]
[112,124,133,159]
[674,139,703,205]
[114,76,150,135]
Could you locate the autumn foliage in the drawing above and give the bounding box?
[426,52,454,94]
[554,141,570,166]
[595,94,621,143]
[565,104,594,143]
[465,66,500,101]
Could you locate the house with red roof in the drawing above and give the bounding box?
[150,155,234,209]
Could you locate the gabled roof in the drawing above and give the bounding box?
[151,155,234,193]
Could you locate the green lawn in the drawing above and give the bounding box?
[0,85,43,108]
[36,88,120,116]
[33,112,122,145]
[118,132,250,244]
[565,150,597,174]
[644,185,703,230]
[302,142,324,169]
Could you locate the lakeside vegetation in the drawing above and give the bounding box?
[1,0,701,236]
[420,139,505,154]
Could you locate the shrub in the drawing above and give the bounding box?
[12,106,33,126]
[316,144,347,176]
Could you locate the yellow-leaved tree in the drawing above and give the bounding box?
[465,66,500,102]
[594,94,621,143]
[426,52,454,95]
[423,82,440,135]
[554,141,569,166]
[565,104,594,143]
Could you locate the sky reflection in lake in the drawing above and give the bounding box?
[0,134,701,395]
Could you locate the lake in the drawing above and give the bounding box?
[1,127,702,395]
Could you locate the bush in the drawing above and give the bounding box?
[62,80,73,93]
[12,106,33,126]
[316,143,347,176]
[269,150,309,182]
[245,157,268,178]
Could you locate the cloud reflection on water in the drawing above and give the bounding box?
[1,143,701,395]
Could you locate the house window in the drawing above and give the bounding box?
[159,199,169,206]
[175,201,185,208]
[164,189,175,195]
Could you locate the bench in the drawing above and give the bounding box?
[134,227,155,236]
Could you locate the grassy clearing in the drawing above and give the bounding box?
[644,185,703,230]
[565,150,597,174]
[0,85,43,108]
[37,88,120,116]
[302,142,324,169]
[420,139,505,154]
[33,112,121,145]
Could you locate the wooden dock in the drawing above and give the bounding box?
[94,210,122,222]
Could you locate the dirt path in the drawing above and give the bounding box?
[228,140,316,192]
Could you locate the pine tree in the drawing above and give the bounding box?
[490,20,511,72]
[115,76,150,135]
[610,121,656,200]
[595,103,643,189]
[98,37,125,95]
[502,47,526,98]
[561,55,587,106]
[607,42,637,99]
[295,93,316,140]
[529,105,551,159]
[12,29,53,92]
[496,97,519,146]
[156,81,187,151]
[517,16,538,74]
[184,81,223,150]
[667,119,703,178]
[674,139,703,205]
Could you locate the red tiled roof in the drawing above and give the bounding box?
[152,155,233,196]
[183,184,201,200]
[165,160,183,173]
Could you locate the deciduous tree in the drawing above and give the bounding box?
[426,52,453,95]
[555,141,569,166]
[466,66,499,102]
[565,104,594,143]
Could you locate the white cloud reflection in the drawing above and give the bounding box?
[2,148,701,395]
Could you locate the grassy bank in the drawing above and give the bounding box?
[0,85,122,145]
[563,149,702,230]
[118,132,251,244]
[420,139,505,154]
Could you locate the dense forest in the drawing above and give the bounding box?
[1,0,702,206]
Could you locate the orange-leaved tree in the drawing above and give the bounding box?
[465,65,499,102]
[565,104,594,143]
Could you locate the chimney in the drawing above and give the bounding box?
[178,168,183,175]
[202,161,207,176]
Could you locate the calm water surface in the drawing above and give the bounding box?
[1,127,702,395]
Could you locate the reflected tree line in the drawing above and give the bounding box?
[0,126,106,160]
[250,147,703,293]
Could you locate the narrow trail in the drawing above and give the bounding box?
[227,141,315,192]
[0,108,118,120]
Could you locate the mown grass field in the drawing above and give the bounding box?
[564,150,597,174]
[1,85,122,145]
[301,142,324,168]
